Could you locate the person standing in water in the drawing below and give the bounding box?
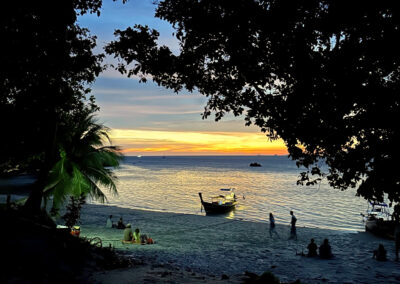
[289,211,297,240]
[269,213,279,238]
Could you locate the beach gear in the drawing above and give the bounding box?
[70,226,80,237]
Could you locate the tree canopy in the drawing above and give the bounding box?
[106,0,400,204]
[0,0,104,175]
[0,0,123,211]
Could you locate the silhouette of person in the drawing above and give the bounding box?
[307,238,318,257]
[106,215,113,228]
[373,244,387,261]
[134,228,141,244]
[394,208,400,261]
[117,217,126,229]
[289,211,297,240]
[123,223,133,242]
[319,239,333,259]
[269,213,279,238]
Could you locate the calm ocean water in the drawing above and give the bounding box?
[96,156,367,232]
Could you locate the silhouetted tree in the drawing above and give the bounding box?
[106,1,400,205]
[0,1,123,212]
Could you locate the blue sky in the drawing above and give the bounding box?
[77,0,287,155]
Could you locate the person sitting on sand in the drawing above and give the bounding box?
[373,244,387,261]
[133,228,141,244]
[319,239,333,259]
[106,215,114,228]
[307,238,318,257]
[123,223,134,242]
[117,217,126,229]
[132,228,149,244]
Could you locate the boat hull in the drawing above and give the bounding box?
[198,192,237,214]
[201,201,236,214]
[365,218,395,239]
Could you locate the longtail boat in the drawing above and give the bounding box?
[198,188,237,214]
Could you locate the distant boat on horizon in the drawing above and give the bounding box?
[249,162,262,167]
[137,155,142,158]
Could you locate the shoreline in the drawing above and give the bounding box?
[78,203,400,283]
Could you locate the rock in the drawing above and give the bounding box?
[221,274,229,280]
[161,271,171,277]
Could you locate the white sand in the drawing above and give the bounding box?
[77,203,400,283]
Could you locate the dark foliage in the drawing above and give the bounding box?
[106,0,400,206]
[243,270,302,284]
[62,195,86,228]
[1,1,103,174]
[0,207,131,283]
[0,0,124,212]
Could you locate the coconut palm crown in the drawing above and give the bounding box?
[44,115,123,211]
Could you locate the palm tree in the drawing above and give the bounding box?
[43,115,123,212]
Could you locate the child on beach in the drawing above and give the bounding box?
[269,213,279,238]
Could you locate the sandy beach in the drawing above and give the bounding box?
[77,203,400,283]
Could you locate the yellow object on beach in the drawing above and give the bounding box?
[121,240,153,245]
[134,230,141,244]
[121,240,137,244]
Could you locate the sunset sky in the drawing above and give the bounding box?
[79,0,288,156]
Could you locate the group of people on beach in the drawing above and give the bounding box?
[106,215,154,244]
[268,211,297,240]
[106,215,126,229]
[306,238,333,259]
[269,211,333,258]
[269,210,400,262]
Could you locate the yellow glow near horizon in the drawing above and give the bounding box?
[109,129,288,155]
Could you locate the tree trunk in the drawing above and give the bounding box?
[23,179,45,213]
[24,121,58,213]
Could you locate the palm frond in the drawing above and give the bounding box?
[44,114,122,210]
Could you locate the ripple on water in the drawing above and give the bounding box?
[94,156,367,232]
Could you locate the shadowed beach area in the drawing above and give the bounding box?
[78,204,400,283]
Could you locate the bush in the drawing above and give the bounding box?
[62,195,86,228]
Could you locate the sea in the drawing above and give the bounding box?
[95,155,368,232]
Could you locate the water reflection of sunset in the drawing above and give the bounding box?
[110,129,288,156]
